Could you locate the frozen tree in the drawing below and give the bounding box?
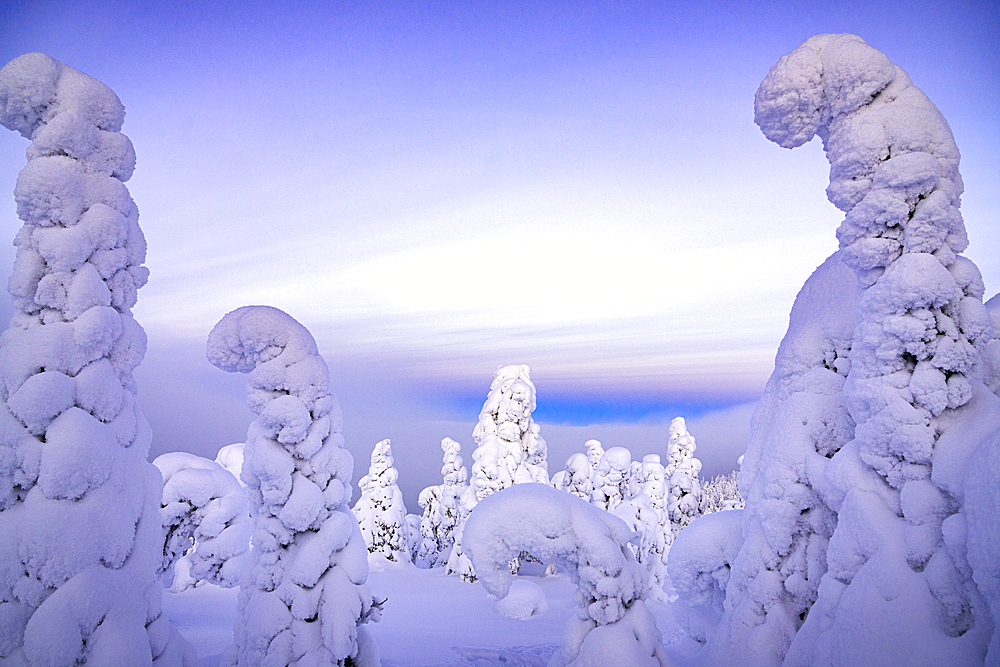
[590,446,633,512]
[553,452,593,501]
[749,33,998,667]
[416,437,467,568]
[636,454,673,600]
[0,53,193,666]
[207,306,380,667]
[584,439,604,488]
[464,483,669,667]
[352,439,410,563]
[700,471,745,514]
[215,442,246,486]
[447,364,546,580]
[154,452,250,593]
[668,509,745,647]
[665,417,703,535]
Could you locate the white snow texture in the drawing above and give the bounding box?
[154,452,251,592]
[207,306,380,667]
[0,52,193,667]
[463,483,670,667]
[687,33,1000,667]
[353,439,411,563]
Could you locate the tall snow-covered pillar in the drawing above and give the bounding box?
[0,53,192,666]
[753,33,997,667]
[207,306,380,667]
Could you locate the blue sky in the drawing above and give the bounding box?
[1,1,997,504]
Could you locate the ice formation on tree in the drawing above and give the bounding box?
[447,364,547,580]
[584,439,605,486]
[352,439,411,563]
[553,452,593,501]
[719,32,1000,667]
[463,483,669,667]
[665,418,703,535]
[635,454,674,600]
[590,446,633,512]
[154,452,250,593]
[207,306,380,667]
[703,252,857,665]
[0,52,193,666]
[415,437,467,568]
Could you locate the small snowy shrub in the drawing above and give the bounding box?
[207,306,380,667]
[353,438,411,563]
[0,52,193,666]
[154,452,250,592]
[463,483,670,667]
[668,509,745,646]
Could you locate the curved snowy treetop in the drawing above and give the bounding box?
[207,305,337,421]
[754,34,968,280]
[0,52,135,179]
[464,482,647,626]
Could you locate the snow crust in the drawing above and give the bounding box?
[0,52,190,666]
[463,483,670,667]
[207,306,379,667]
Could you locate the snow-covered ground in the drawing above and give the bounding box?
[162,565,688,667]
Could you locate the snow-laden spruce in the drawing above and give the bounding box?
[634,454,673,600]
[463,483,670,667]
[699,252,858,664]
[749,33,999,667]
[0,52,193,666]
[447,364,547,580]
[665,418,703,535]
[699,471,744,515]
[353,439,410,564]
[215,442,246,486]
[154,452,250,593]
[552,452,593,501]
[207,306,380,667]
[415,437,467,568]
[590,446,633,512]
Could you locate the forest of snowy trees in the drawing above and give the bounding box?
[1,31,999,667]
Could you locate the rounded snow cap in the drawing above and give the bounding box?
[754,33,895,148]
[0,52,125,138]
[207,305,320,373]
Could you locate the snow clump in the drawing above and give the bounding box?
[207,305,380,667]
[0,52,192,666]
[463,483,670,667]
[154,452,250,592]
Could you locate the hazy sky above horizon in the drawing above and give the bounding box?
[1,1,997,504]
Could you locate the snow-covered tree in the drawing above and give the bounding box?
[700,470,745,515]
[154,452,250,592]
[665,417,703,535]
[207,306,380,667]
[214,442,245,486]
[590,446,633,512]
[740,32,998,666]
[553,452,593,501]
[0,53,193,666]
[447,364,546,580]
[636,454,673,600]
[416,437,467,568]
[352,438,410,563]
[464,483,669,667]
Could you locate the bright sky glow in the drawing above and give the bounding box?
[1,0,997,502]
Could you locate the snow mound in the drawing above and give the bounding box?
[494,579,548,620]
